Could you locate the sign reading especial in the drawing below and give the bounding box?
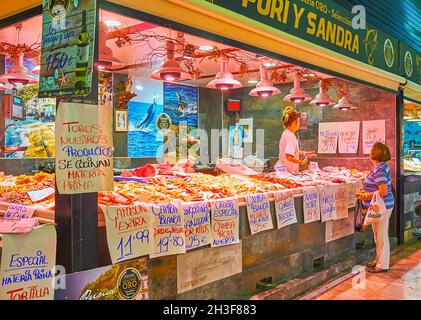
[55,102,114,194]
[206,0,399,74]
[39,0,96,97]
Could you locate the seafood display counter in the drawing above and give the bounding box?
[0,166,371,299]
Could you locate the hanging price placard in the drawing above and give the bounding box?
[39,0,97,97]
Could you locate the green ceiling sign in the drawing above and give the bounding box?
[203,0,401,75]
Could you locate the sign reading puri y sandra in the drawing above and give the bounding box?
[39,0,97,97]
[55,102,114,194]
[204,0,399,74]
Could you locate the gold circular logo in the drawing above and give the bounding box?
[117,268,141,300]
[156,113,172,135]
[405,51,413,77]
[48,0,70,20]
[384,39,394,68]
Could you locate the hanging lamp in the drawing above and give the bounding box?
[207,56,242,91]
[31,65,40,75]
[0,25,38,86]
[310,80,335,107]
[249,65,280,97]
[0,54,38,86]
[333,94,356,111]
[283,74,312,104]
[98,21,123,70]
[151,40,190,81]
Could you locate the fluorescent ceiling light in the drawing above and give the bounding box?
[103,19,121,27]
[199,45,214,51]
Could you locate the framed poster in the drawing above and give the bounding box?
[115,110,128,132]
[239,118,253,143]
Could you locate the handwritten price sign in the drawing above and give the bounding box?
[318,186,337,222]
[318,123,339,154]
[151,203,186,258]
[4,204,35,220]
[0,224,56,300]
[182,201,212,250]
[363,120,386,154]
[55,102,114,194]
[303,187,321,224]
[246,193,273,235]
[102,205,152,264]
[210,198,240,247]
[273,190,297,229]
[338,122,360,154]
[39,0,96,97]
[335,186,350,220]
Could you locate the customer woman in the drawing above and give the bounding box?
[356,142,394,273]
[275,106,316,174]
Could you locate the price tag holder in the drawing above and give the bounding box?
[4,204,36,219]
[27,187,55,203]
[0,218,39,234]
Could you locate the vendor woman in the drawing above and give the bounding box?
[275,106,316,174]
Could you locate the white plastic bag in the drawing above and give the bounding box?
[363,191,387,225]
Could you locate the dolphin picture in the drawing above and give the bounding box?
[177,93,187,111]
[138,98,157,129]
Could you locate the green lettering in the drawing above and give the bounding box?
[307,12,317,35]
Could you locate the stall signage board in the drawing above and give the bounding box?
[318,122,338,154]
[302,187,321,224]
[55,102,114,194]
[182,201,212,250]
[400,42,421,85]
[102,205,152,264]
[4,204,35,219]
[54,257,149,300]
[335,185,349,220]
[0,224,56,300]
[39,0,97,97]
[203,0,399,75]
[318,186,337,222]
[246,193,273,235]
[177,242,242,294]
[210,198,240,247]
[273,190,297,229]
[338,122,360,154]
[362,120,386,154]
[150,203,186,258]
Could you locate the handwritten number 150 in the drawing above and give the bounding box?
[45,52,73,71]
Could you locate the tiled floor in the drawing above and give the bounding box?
[316,242,421,300]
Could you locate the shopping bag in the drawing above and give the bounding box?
[363,191,387,226]
[355,199,367,232]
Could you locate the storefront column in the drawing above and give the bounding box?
[55,3,101,273]
[396,87,405,244]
